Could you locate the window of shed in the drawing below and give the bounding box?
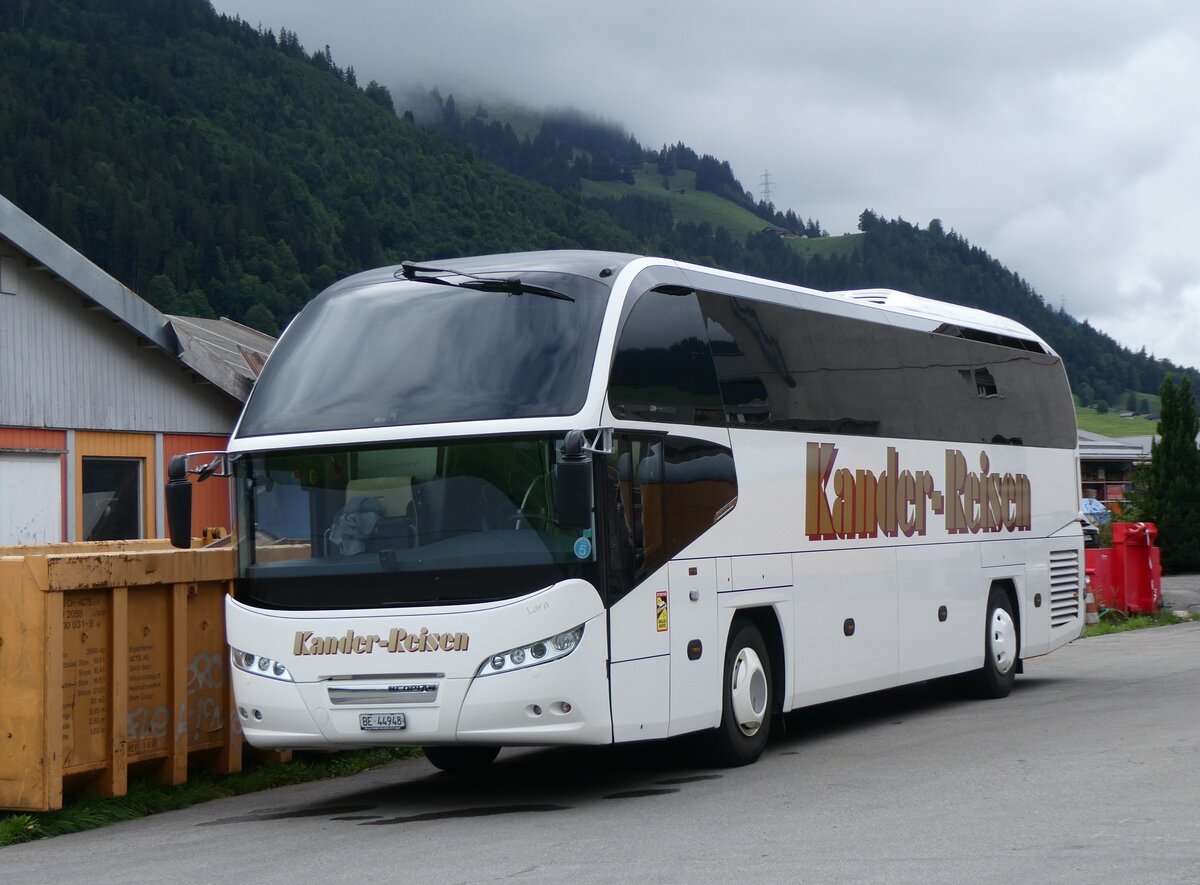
[82,457,143,540]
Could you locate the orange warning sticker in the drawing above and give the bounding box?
[656,590,668,632]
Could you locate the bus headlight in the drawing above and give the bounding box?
[231,647,295,682]
[477,625,584,677]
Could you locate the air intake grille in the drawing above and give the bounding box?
[1049,549,1081,628]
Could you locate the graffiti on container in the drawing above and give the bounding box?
[188,650,225,737]
[128,703,171,741]
[187,651,224,694]
[126,651,228,747]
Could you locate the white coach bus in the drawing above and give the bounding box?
[167,251,1084,770]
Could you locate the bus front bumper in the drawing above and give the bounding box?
[233,612,612,750]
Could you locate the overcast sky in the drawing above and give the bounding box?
[211,0,1200,370]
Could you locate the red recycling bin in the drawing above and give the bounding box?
[1111,522,1161,613]
[1084,547,1121,611]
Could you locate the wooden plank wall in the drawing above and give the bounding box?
[0,546,249,812]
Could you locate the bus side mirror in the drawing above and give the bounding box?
[165,454,193,549]
[555,430,593,530]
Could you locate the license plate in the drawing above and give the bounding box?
[360,712,406,731]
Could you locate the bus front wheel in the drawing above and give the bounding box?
[707,620,772,767]
[971,586,1018,699]
[422,745,501,773]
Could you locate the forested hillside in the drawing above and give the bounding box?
[0,0,1193,405]
[0,0,634,334]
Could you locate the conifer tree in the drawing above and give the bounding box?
[1145,375,1200,572]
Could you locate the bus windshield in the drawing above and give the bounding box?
[234,435,599,610]
[237,270,611,437]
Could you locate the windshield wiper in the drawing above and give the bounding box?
[398,261,575,302]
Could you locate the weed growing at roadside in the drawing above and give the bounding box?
[1084,608,1199,638]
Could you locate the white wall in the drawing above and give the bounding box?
[0,452,62,544]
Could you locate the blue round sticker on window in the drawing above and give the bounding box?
[573,536,592,559]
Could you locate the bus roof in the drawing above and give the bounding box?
[316,250,1055,362]
[826,287,1054,355]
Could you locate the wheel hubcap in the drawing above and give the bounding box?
[730,647,768,736]
[989,607,1016,675]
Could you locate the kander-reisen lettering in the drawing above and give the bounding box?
[805,442,1031,540]
[293,628,470,656]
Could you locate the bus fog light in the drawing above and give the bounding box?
[559,702,572,714]
[477,625,586,677]
[530,704,542,716]
[253,709,263,720]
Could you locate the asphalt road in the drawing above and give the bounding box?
[5,622,1199,884]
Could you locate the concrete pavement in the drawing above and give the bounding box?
[1162,573,1200,614]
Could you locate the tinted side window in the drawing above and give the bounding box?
[698,292,832,432]
[697,290,1075,448]
[604,434,737,603]
[609,289,723,426]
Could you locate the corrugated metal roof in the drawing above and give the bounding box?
[166,315,275,402]
[1077,429,1150,461]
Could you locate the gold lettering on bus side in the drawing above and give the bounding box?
[807,443,1032,542]
[878,447,898,538]
[853,468,878,537]
[915,470,936,536]
[1001,474,1016,530]
[806,442,838,539]
[981,454,999,532]
[945,449,1032,535]
[807,444,942,540]
[1016,474,1032,530]
[831,466,854,537]
[898,469,917,536]
[946,449,968,533]
[294,631,313,655]
[966,471,981,532]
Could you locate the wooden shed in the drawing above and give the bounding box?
[0,194,274,544]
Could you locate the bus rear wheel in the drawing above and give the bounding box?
[970,586,1018,699]
[706,620,772,767]
[422,745,501,773]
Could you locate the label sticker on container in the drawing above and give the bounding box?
[573,536,592,559]
[656,590,668,632]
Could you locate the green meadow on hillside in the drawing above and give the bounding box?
[583,165,860,259]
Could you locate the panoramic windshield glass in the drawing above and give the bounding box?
[238,270,610,436]
[234,436,599,610]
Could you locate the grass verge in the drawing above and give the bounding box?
[1083,608,1199,638]
[0,747,419,848]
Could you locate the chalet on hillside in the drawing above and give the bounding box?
[0,194,274,545]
